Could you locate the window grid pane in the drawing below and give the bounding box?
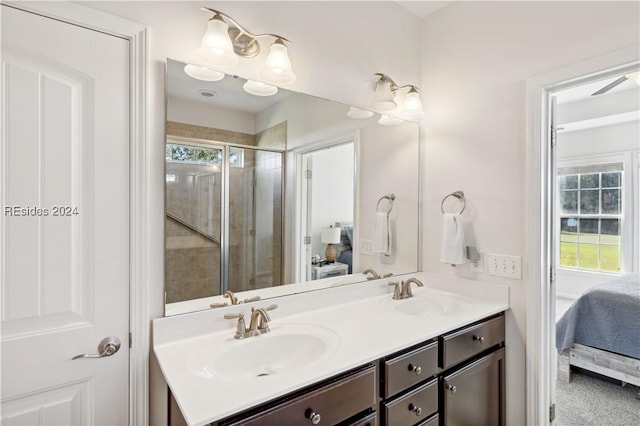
[557,166,623,273]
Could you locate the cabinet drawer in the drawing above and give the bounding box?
[440,315,504,369]
[417,413,439,426]
[384,341,438,397]
[383,378,438,426]
[344,411,377,426]
[225,365,376,426]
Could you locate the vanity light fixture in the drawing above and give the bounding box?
[346,106,374,119]
[371,73,424,120]
[184,64,225,82]
[198,8,296,85]
[378,114,404,126]
[243,80,278,96]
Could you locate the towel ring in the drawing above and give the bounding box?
[441,191,465,215]
[377,194,395,215]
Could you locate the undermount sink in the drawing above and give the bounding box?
[395,290,474,316]
[187,323,340,380]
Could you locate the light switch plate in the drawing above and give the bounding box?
[359,239,373,255]
[487,253,522,279]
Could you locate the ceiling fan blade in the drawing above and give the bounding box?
[591,76,628,96]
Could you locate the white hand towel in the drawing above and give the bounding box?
[373,212,391,256]
[440,213,466,265]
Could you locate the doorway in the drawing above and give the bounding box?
[298,140,356,282]
[550,71,639,424]
[525,48,640,425]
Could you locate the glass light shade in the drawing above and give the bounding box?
[259,41,296,85]
[198,18,239,67]
[371,79,397,111]
[401,90,424,121]
[378,114,404,126]
[346,106,374,119]
[183,64,225,81]
[243,80,278,96]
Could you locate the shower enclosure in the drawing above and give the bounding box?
[165,140,283,304]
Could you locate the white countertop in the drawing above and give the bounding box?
[153,272,509,425]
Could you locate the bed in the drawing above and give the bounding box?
[335,223,353,273]
[556,272,640,386]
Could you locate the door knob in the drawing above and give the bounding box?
[72,337,121,360]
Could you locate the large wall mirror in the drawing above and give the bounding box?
[165,58,420,315]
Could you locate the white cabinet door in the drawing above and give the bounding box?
[1,5,130,425]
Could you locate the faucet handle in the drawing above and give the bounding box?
[223,312,243,320]
[262,304,278,311]
[210,302,229,309]
[382,272,394,278]
[224,312,248,339]
[241,295,261,304]
[388,282,401,300]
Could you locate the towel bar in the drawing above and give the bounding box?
[441,191,466,215]
[376,194,395,215]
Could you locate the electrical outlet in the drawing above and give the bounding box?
[360,239,373,255]
[487,253,522,279]
[469,252,483,272]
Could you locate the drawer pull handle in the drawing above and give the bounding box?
[408,403,422,416]
[408,363,422,375]
[447,384,457,394]
[305,408,321,425]
[473,335,485,343]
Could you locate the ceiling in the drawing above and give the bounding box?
[167,59,293,114]
[395,1,452,18]
[554,72,639,104]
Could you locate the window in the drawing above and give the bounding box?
[166,142,244,168]
[557,162,623,272]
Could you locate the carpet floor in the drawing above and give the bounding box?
[555,371,640,426]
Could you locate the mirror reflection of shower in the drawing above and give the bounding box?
[165,140,283,303]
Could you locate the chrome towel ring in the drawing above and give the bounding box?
[441,191,465,215]
[377,194,395,215]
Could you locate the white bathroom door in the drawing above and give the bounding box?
[1,5,130,425]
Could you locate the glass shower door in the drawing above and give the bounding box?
[227,147,283,293]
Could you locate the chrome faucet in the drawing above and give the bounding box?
[401,278,423,299]
[363,269,393,280]
[363,269,380,280]
[248,307,272,336]
[224,304,278,339]
[389,278,423,300]
[210,290,261,308]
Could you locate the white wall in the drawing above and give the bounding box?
[309,144,354,258]
[418,1,640,424]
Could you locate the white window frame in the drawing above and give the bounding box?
[556,151,634,277]
[633,150,640,271]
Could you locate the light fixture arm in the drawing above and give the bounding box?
[201,7,291,45]
[374,73,420,93]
